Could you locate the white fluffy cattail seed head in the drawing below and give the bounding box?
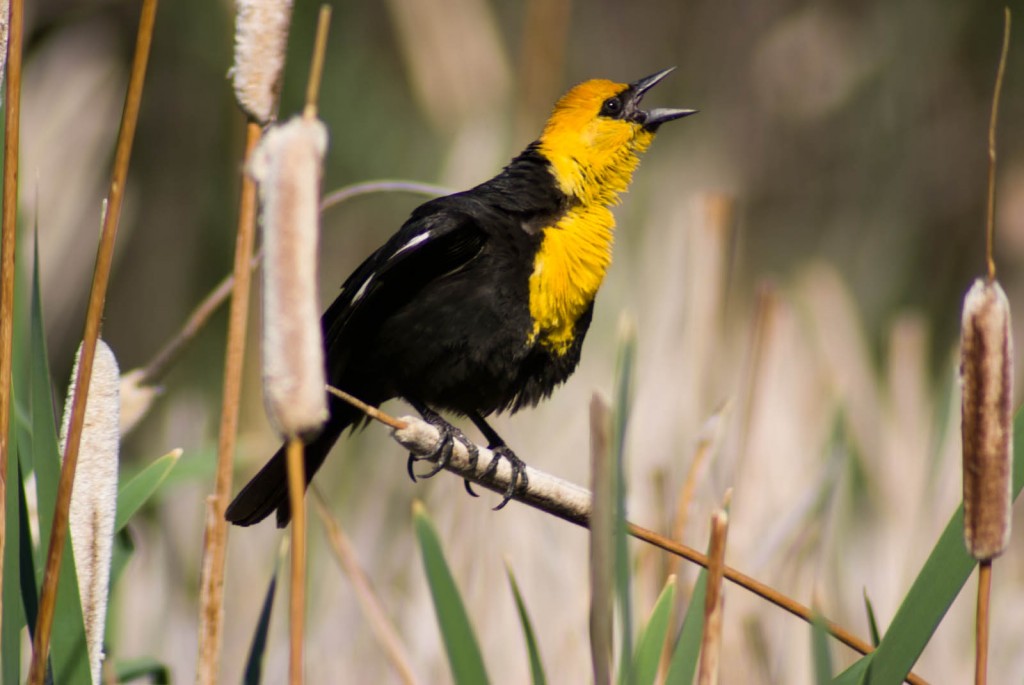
[59,339,120,685]
[231,0,294,123]
[251,116,329,438]
[961,278,1014,560]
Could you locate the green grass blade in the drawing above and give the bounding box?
[243,546,284,685]
[811,611,833,684]
[413,501,489,685]
[27,237,91,684]
[114,449,182,532]
[632,576,676,685]
[613,320,635,685]
[832,657,871,685]
[664,570,708,685]
[862,589,881,648]
[506,563,547,685]
[835,409,1024,684]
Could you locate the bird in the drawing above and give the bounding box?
[226,67,694,527]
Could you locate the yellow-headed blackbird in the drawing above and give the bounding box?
[227,68,693,527]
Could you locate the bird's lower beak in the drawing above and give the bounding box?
[628,67,697,132]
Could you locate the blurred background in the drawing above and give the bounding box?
[16,0,1024,681]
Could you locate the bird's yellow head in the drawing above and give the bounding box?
[538,67,694,206]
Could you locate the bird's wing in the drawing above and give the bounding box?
[323,199,489,357]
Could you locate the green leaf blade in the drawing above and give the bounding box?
[506,563,547,685]
[413,501,489,685]
[632,576,677,685]
[115,449,182,532]
[664,570,707,685]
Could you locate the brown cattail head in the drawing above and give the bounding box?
[251,116,329,438]
[231,0,294,123]
[961,278,1014,560]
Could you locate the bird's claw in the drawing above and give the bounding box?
[407,411,478,481]
[483,445,528,510]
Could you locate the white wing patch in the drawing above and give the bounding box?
[391,231,432,258]
[351,274,374,304]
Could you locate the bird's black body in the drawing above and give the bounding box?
[226,68,693,527]
[227,147,588,526]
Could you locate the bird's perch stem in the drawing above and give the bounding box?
[328,386,928,685]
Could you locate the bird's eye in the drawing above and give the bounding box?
[600,96,623,118]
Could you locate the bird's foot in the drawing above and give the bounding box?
[406,409,478,482]
[482,445,529,510]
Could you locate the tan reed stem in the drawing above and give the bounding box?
[0,0,24,646]
[195,120,261,685]
[28,1,158,679]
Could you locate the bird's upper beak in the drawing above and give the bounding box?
[626,67,697,132]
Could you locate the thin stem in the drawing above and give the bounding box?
[985,7,1011,282]
[976,561,992,685]
[312,489,420,685]
[195,121,261,685]
[303,5,331,120]
[327,385,406,429]
[138,253,260,386]
[0,0,24,645]
[697,510,729,685]
[28,0,157,679]
[320,180,449,212]
[286,438,306,684]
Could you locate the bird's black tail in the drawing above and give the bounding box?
[226,397,359,528]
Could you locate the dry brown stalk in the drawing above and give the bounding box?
[976,560,992,685]
[195,120,261,685]
[0,0,24,646]
[327,387,928,684]
[312,489,421,685]
[985,8,1011,282]
[697,510,729,685]
[303,5,331,120]
[28,0,157,679]
[286,437,306,684]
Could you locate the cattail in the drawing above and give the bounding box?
[0,0,9,101]
[961,278,1014,560]
[59,340,120,684]
[231,0,294,123]
[251,116,329,437]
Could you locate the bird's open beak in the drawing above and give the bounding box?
[628,67,697,131]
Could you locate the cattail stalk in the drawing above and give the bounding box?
[0,0,23,648]
[232,0,294,123]
[697,509,729,685]
[196,122,261,685]
[60,341,120,685]
[589,394,613,685]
